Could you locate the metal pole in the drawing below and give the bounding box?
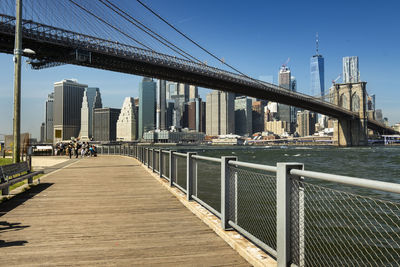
[159,149,163,177]
[12,0,22,163]
[276,162,304,267]
[186,152,197,201]
[169,150,175,186]
[221,156,237,230]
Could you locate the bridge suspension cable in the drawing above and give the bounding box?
[68,0,153,51]
[98,0,203,64]
[136,0,252,78]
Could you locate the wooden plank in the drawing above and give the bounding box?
[0,156,250,266]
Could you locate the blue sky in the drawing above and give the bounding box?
[0,0,399,138]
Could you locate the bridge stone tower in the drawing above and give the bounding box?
[331,82,368,146]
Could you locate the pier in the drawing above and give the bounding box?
[0,156,251,266]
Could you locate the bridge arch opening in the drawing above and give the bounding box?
[351,92,360,112]
[339,94,348,109]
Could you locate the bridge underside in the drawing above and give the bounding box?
[0,17,396,136]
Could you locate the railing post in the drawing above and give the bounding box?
[169,150,175,186]
[147,148,150,167]
[159,149,163,177]
[107,146,110,155]
[152,149,155,172]
[186,152,197,201]
[221,156,237,230]
[276,162,304,267]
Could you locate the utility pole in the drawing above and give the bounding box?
[13,0,22,163]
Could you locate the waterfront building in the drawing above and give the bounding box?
[138,77,156,139]
[53,79,87,143]
[343,56,360,83]
[206,90,235,136]
[252,100,265,133]
[296,110,316,137]
[45,92,54,142]
[156,80,167,130]
[93,108,121,142]
[264,120,290,136]
[117,97,138,141]
[143,130,205,143]
[79,87,102,140]
[234,96,253,136]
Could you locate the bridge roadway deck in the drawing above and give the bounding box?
[0,156,250,266]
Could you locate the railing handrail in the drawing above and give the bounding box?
[228,160,277,173]
[191,154,221,163]
[172,152,186,157]
[290,168,400,194]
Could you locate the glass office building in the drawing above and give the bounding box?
[310,54,325,98]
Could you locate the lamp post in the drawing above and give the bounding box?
[12,0,22,163]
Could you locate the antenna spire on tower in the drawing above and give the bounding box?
[316,32,319,55]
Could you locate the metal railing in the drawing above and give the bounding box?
[97,144,400,266]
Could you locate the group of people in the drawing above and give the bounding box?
[54,141,97,159]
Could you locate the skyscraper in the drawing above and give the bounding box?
[138,77,156,139]
[188,98,205,132]
[40,122,45,143]
[45,92,54,142]
[343,56,360,83]
[117,97,138,141]
[53,79,87,143]
[278,66,292,131]
[206,90,235,136]
[93,108,121,142]
[166,81,178,100]
[156,80,167,130]
[189,85,199,100]
[310,34,325,97]
[235,96,253,136]
[80,87,102,140]
[296,110,316,137]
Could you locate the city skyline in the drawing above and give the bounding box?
[0,0,399,138]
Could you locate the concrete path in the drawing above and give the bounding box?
[0,156,249,266]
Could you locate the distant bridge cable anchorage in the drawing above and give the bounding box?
[98,0,203,64]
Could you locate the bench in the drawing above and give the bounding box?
[0,161,44,195]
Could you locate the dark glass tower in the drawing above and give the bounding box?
[310,34,325,98]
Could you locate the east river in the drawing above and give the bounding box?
[171,145,400,201]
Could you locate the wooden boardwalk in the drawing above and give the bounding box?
[0,156,250,266]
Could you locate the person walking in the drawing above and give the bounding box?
[74,143,79,158]
[67,144,72,159]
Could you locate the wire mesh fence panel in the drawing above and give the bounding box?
[290,179,400,267]
[161,152,169,179]
[195,159,221,213]
[175,155,187,190]
[228,166,277,252]
[110,146,115,154]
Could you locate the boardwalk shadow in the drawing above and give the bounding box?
[0,222,30,248]
[0,183,53,217]
[0,239,28,248]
